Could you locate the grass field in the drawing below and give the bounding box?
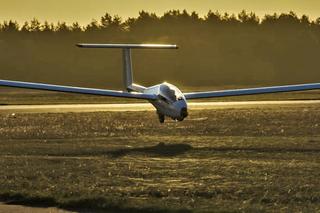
[0,104,320,212]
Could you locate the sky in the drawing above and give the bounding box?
[1,0,320,26]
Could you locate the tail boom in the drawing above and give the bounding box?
[77,43,178,92]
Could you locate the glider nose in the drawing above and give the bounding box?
[181,107,188,118]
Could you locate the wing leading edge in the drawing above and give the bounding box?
[184,83,320,99]
[0,80,157,100]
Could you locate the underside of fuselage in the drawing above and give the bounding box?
[151,100,187,123]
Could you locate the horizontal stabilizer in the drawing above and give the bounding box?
[77,43,178,49]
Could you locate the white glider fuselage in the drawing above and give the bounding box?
[118,44,188,122]
[143,82,188,121]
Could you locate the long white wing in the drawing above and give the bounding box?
[184,83,320,99]
[0,80,157,100]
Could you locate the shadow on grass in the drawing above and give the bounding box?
[106,142,320,158]
[107,142,193,157]
[0,193,191,213]
[196,147,320,154]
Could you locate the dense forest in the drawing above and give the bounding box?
[0,10,320,89]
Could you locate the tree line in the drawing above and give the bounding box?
[0,10,320,89]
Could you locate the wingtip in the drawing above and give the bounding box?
[76,43,83,48]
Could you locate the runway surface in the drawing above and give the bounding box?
[0,100,320,113]
[0,203,73,213]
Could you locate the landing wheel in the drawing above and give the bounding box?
[157,112,165,123]
[177,117,184,122]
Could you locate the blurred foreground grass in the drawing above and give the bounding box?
[0,104,319,212]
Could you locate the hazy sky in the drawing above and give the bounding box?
[1,0,320,25]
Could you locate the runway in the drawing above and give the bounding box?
[0,203,73,213]
[0,100,320,113]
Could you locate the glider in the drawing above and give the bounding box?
[1,43,320,123]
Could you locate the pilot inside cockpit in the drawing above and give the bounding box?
[159,83,184,103]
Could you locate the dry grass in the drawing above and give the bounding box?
[0,105,320,212]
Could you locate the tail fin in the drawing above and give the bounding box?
[77,43,178,92]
